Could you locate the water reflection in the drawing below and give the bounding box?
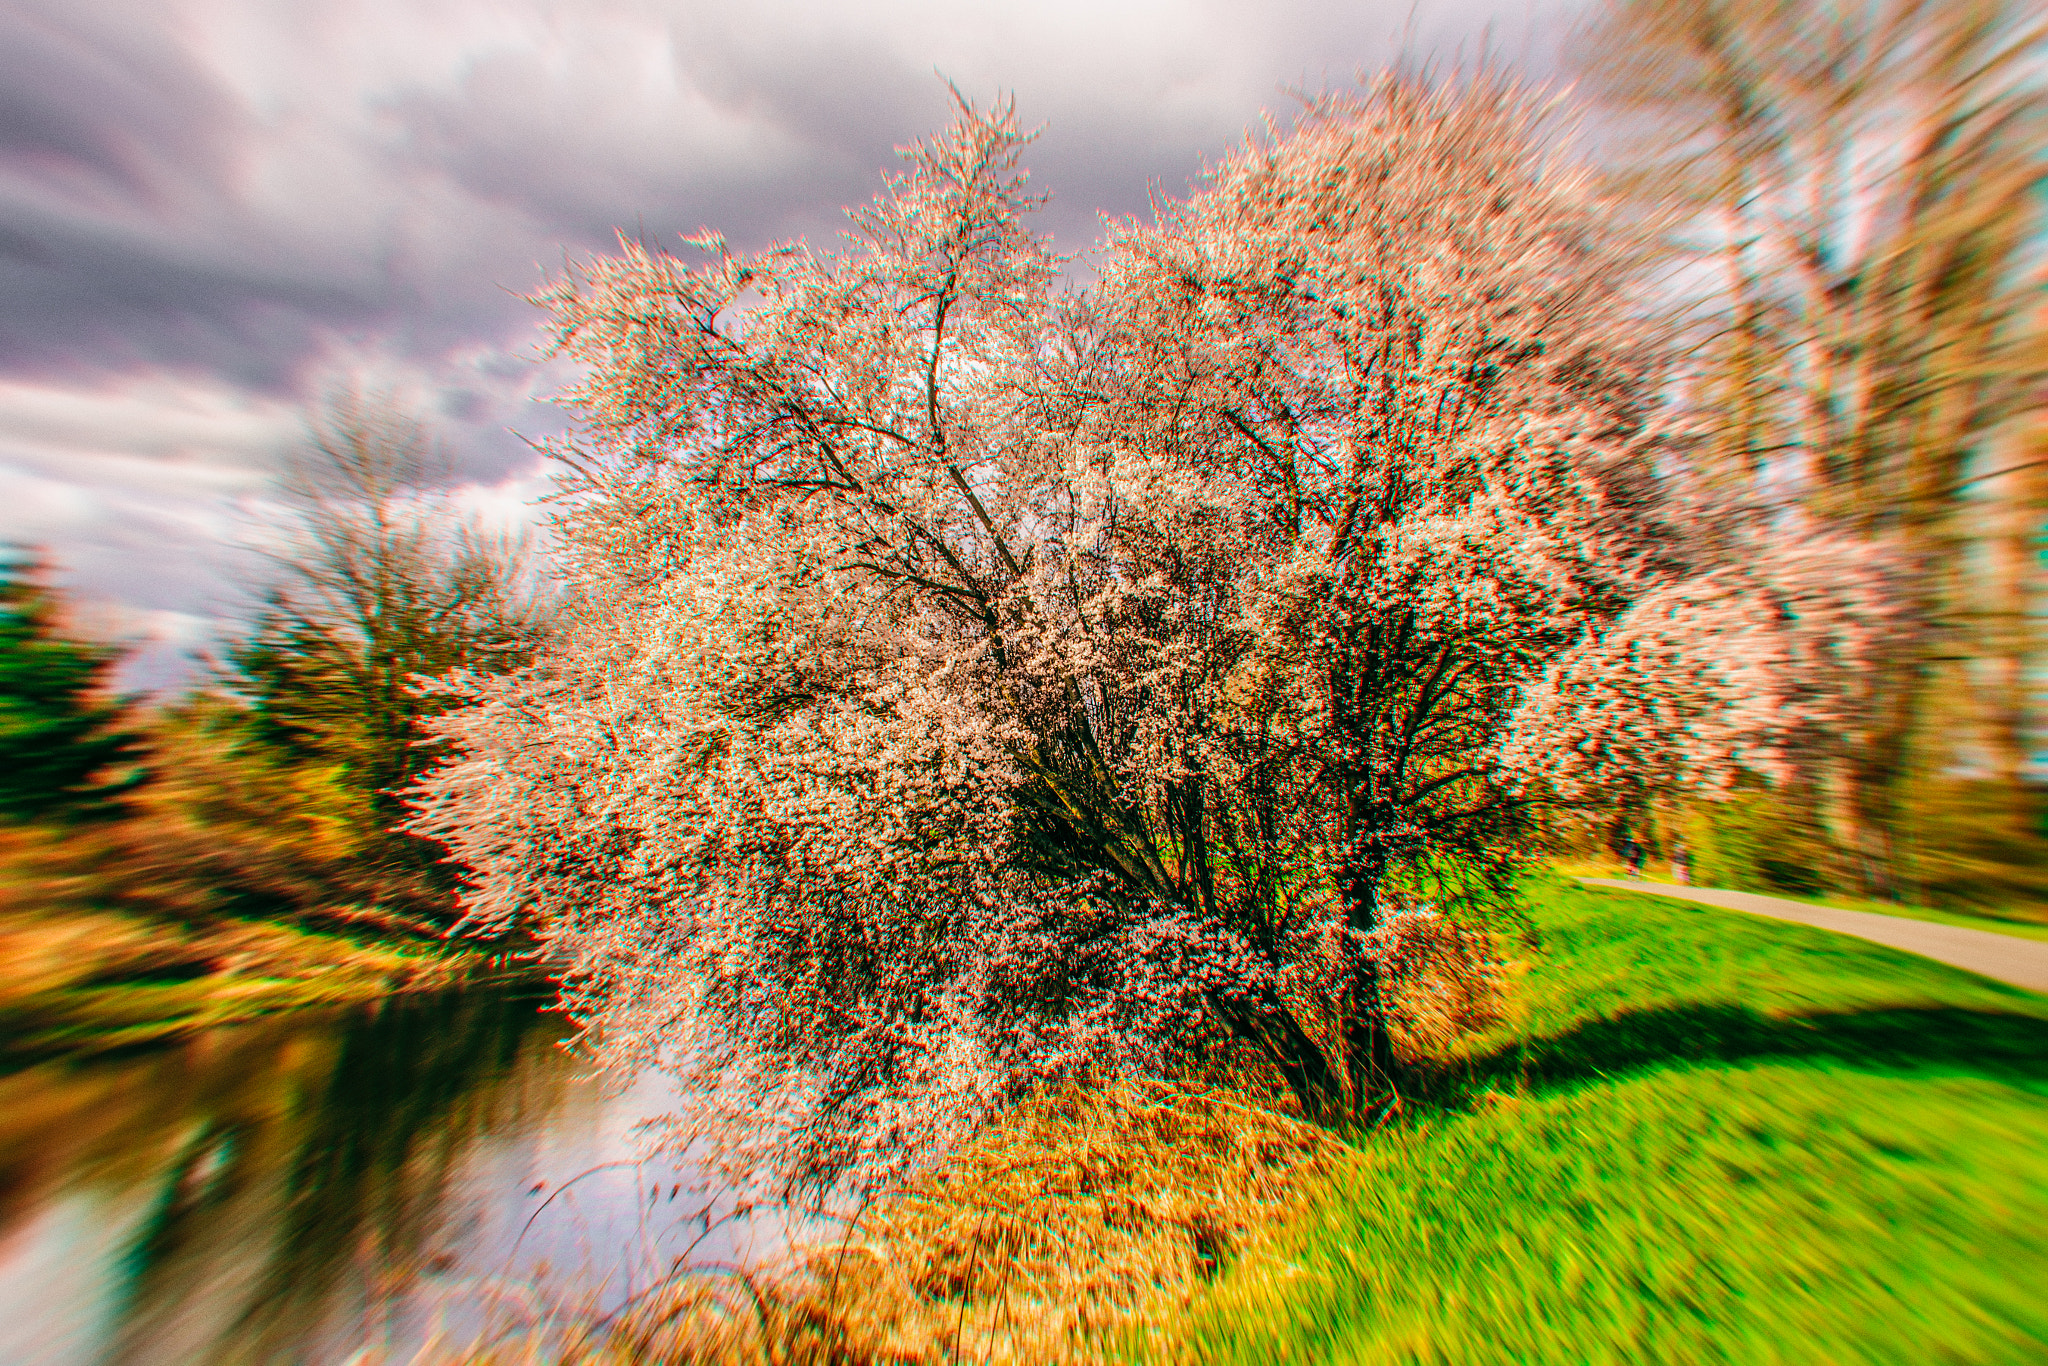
[0,989,771,1366]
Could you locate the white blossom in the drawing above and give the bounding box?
[409,80,1889,1199]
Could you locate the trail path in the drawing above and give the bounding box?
[1576,878,2048,993]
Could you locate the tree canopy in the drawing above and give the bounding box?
[218,390,553,923]
[410,77,1889,1200]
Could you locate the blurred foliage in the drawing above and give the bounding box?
[77,694,458,937]
[1577,0,2048,908]
[0,390,550,1042]
[215,388,553,922]
[0,822,494,1060]
[1899,779,2048,911]
[1682,789,1838,899]
[1542,773,2048,923]
[1678,780,2048,916]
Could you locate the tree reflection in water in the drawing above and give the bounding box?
[0,988,760,1366]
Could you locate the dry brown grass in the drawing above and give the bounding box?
[398,937,1516,1366]
[409,1069,1351,1366]
[799,1074,1348,1365]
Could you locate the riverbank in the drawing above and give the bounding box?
[398,876,2048,1363]
[0,901,526,1062]
[94,873,2022,1363]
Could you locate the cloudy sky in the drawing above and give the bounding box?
[0,0,1578,687]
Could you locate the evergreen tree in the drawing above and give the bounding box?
[0,549,140,822]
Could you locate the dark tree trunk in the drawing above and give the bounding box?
[1210,988,1350,1124]
[1341,963,1400,1117]
[1340,833,1399,1115]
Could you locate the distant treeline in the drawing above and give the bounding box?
[0,388,549,947]
[1558,0,2048,916]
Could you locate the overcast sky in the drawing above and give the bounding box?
[0,0,1580,687]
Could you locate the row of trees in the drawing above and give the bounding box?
[0,550,142,824]
[1579,0,2048,903]
[0,391,547,939]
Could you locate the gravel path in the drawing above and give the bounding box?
[1576,878,2048,994]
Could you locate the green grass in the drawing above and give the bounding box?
[1156,880,2048,1365]
[1559,860,2048,942]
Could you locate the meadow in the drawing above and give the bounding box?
[1158,879,2048,1365]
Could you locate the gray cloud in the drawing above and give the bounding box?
[0,4,242,211]
[0,0,1582,688]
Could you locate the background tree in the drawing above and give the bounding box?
[0,548,140,824]
[412,81,1882,1199]
[194,389,554,932]
[1575,0,2048,901]
[0,398,550,943]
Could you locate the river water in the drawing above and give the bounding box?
[0,988,782,1366]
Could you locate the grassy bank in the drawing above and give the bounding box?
[1158,879,2048,1365]
[0,902,517,1061]
[1553,859,2048,941]
[389,879,2048,1365]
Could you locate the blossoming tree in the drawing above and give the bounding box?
[410,77,1885,1199]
